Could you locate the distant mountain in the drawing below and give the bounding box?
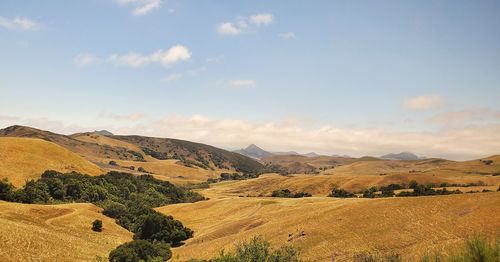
[94,130,113,136]
[234,144,273,159]
[381,152,420,161]
[303,152,320,158]
[272,151,300,156]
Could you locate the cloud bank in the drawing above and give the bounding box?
[2,112,499,161]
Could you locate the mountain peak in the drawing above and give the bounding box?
[93,130,114,136]
[234,144,273,159]
[381,152,420,161]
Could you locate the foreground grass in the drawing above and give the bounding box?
[186,235,499,262]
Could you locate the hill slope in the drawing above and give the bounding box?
[158,192,500,261]
[112,135,264,174]
[0,125,264,184]
[0,201,132,261]
[0,137,103,187]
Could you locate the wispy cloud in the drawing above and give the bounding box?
[0,16,42,31]
[405,95,444,110]
[277,32,297,39]
[73,53,101,66]
[250,13,274,26]
[113,0,162,16]
[161,73,183,83]
[217,22,242,35]
[228,80,257,88]
[75,45,190,68]
[217,13,274,36]
[112,114,500,161]
[429,108,500,125]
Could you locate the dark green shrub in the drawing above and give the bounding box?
[271,189,312,198]
[0,178,14,201]
[92,219,103,232]
[109,240,172,262]
[134,212,193,245]
[329,188,356,198]
[192,236,301,262]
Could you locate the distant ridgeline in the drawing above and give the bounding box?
[0,170,206,261]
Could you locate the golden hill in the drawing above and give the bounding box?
[0,126,264,185]
[0,137,103,187]
[158,192,500,261]
[198,171,500,198]
[0,201,132,262]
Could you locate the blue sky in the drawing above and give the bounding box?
[1,0,500,159]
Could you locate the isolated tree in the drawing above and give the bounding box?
[92,219,103,232]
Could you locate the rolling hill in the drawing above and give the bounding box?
[158,192,500,261]
[0,125,264,185]
[0,137,103,187]
[0,201,132,261]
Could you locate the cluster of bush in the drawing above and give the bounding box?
[329,187,356,198]
[271,189,312,198]
[396,182,462,197]
[187,236,302,262]
[206,172,260,183]
[327,180,496,199]
[0,171,206,261]
[141,147,169,160]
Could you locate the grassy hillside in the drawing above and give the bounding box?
[0,126,264,184]
[199,172,500,197]
[158,192,500,261]
[0,201,132,261]
[0,126,146,162]
[0,137,103,187]
[112,135,264,174]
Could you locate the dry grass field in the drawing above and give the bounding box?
[0,137,103,187]
[107,158,222,185]
[158,192,500,262]
[0,201,132,262]
[199,171,500,198]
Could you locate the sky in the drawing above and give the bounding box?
[1,0,500,160]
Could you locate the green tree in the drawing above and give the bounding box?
[0,178,14,201]
[92,219,103,232]
[109,240,172,262]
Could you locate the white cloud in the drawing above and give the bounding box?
[73,53,101,66]
[429,108,500,125]
[108,53,150,68]
[217,13,274,36]
[217,22,241,35]
[110,114,500,161]
[0,16,42,31]
[277,32,296,39]
[250,13,274,26]
[107,45,191,68]
[114,0,162,16]
[206,55,224,63]
[405,95,444,110]
[2,113,500,160]
[161,73,183,83]
[229,80,257,88]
